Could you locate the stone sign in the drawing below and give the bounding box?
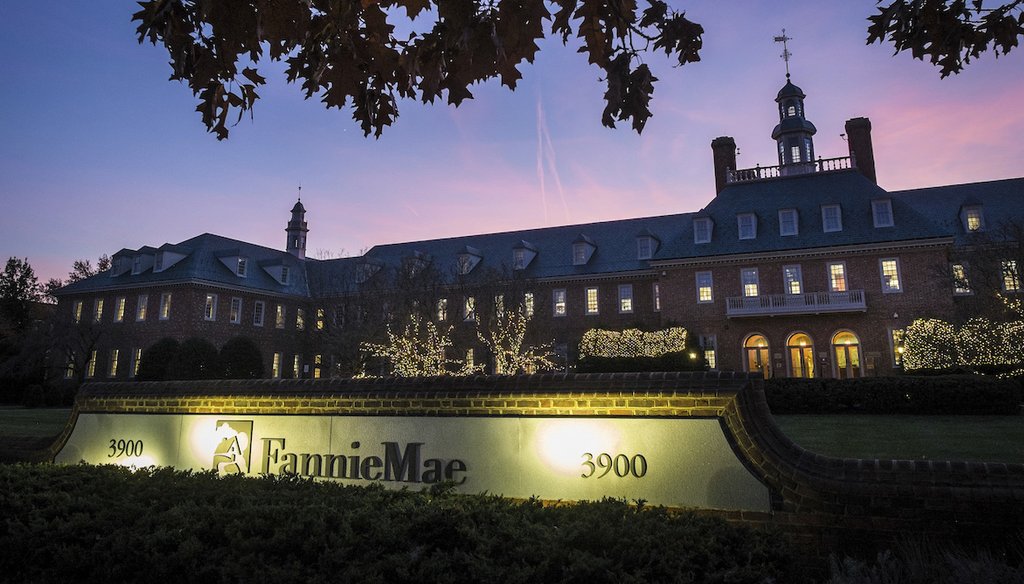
[55,413,771,512]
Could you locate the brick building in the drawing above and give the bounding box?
[55,77,1023,381]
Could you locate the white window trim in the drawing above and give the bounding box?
[879,258,902,293]
[636,237,654,260]
[552,289,567,317]
[136,295,148,321]
[783,264,803,295]
[275,304,286,329]
[1002,260,1021,292]
[826,261,848,293]
[618,284,633,314]
[696,271,713,303]
[230,297,242,324]
[963,206,986,232]
[872,199,894,228]
[114,297,126,323]
[204,294,218,321]
[737,213,757,240]
[237,257,248,277]
[778,209,798,236]
[652,282,661,312]
[693,218,712,244]
[253,300,265,327]
[952,263,972,295]
[822,204,843,233]
[159,292,172,320]
[741,268,760,298]
[585,287,599,315]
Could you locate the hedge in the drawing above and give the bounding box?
[764,376,1023,415]
[0,464,795,583]
[576,351,705,373]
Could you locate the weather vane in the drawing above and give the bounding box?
[774,29,793,79]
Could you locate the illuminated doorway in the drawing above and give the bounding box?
[786,333,815,378]
[832,331,861,379]
[744,334,771,379]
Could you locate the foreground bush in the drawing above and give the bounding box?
[0,464,794,583]
[765,376,1022,415]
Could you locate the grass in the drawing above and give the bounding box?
[0,407,1021,464]
[775,415,1024,464]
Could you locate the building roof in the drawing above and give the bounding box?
[56,173,1024,301]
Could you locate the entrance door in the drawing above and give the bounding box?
[744,334,771,379]
[832,331,861,379]
[786,333,815,378]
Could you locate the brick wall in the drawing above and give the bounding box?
[49,372,1024,563]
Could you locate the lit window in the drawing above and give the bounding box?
[693,218,712,244]
[463,296,476,321]
[700,334,717,369]
[237,257,247,277]
[778,209,798,236]
[136,295,148,321]
[790,144,801,163]
[436,298,448,321]
[783,265,803,295]
[653,283,661,311]
[741,268,759,297]
[280,266,290,285]
[86,350,97,378]
[64,354,75,379]
[204,294,218,321]
[553,289,567,317]
[963,206,985,232]
[696,271,713,303]
[114,297,126,323]
[293,355,301,379]
[822,205,843,233]
[314,354,322,379]
[159,292,172,320]
[618,284,633,313]
[73,300,83,323]
[637,237,653,260]
[275,305,286,328]
[585,287,599,315]
[131,348,142,377]
[93,298,104,323]
[230,297,242,323]
[890,328,905,368]
[494,295,505,318]
[108,349,119,377]
[272,352,281,378]
[952,264,971,295]
[466,348,475,369]
[253,301,265,326]
[880,259,902,293]
[827,262,847,292]
[1002,260,1020,292]
[524,292,534,318]
[737,213,757,240]
[872,199,894,228]
[296,308,305,330]
[316,308,325,330]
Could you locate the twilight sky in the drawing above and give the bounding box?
[1,2,1022,284]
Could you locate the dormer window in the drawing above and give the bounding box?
[962,206,985,232]
[280,266,290,285]
[822,204,843,233]
[236,258,247,277]
[737,213,757,240]
[636,236,656,260]
[693,218,712,244]
[132,256,142,275]
[154,253,164,272]
[571,235,596,266]
[872,199,894,228]
[778,209,798,236]
[511,241,537,270]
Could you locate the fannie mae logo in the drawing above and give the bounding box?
[212,420,252,475]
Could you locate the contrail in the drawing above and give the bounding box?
[540,108,571,223]
[535,95,550,223]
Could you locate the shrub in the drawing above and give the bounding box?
[0,464,796,583]
[219,336,263,379]
[765,376,1022,415]
[136,337,180,381]
[576,351,705,373]
[166,337,220,380]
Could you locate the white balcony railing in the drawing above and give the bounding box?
[725,290,866,317]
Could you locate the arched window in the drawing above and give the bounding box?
[786,333,815,378]
[743,334,771,379]
[832,331,862,379]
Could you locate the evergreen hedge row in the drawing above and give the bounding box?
[764,376,1023,415]
[575,351,705,373]
[0,464,794,584]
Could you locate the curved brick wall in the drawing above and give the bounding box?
[51,371,1024,559]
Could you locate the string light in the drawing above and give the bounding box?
[477,303,557,374]
[579,327,689,359]
[903,316,1024,375]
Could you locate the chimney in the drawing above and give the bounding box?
[711,136,737,194]
[845,117,876,184]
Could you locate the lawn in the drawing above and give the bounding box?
[0,407,1021,464]
[775,414,1024,464]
